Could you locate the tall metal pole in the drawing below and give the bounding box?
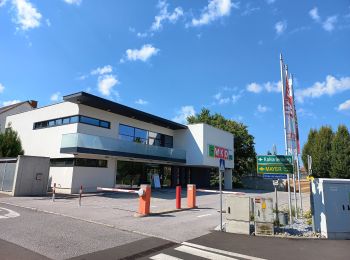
[296,156,303,215]
[280,53,292,223]
[219,169,223,231]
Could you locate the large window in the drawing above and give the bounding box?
[118,124,173,148]
[50,158,108,168]
[34,115,110,130]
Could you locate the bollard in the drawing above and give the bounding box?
[52,183,56,202]
[176,185,181,209]
[187,184,196,208]
[138,184,151,215]
[79,185,83,206]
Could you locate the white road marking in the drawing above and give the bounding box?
[182,242,268,260]
[150,253,183,260]
[175,245,239,260]
[0,207,20,219]
[197,214,212,218]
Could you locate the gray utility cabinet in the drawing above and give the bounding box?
[254,197,274,235]
[312,178,350,239]
[225,196,251,235]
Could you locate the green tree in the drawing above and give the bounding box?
[302,129,317,173]
[0,127,24,157]
[187,108,257,182]
[312,126,333,178]
[330,125,350,179]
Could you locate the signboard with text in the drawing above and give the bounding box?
[208,144,233,160]
[257,155,293,178]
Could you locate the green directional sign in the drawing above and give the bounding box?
[257,155,293,164]
[257,164,293,174]
[256,155,294,175]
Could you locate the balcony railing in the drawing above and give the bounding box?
[61,133,186,163]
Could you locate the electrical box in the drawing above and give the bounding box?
[312,178,350,239]
[254,197,274,235]
[225,196,251,234]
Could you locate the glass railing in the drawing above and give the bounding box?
[61,133,186,162]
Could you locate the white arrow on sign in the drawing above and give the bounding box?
[0,207,20,219]
[258,158,263,161]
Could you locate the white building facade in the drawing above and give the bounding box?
[6,92,234,194]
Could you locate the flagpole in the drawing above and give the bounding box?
[291,73,303,216]
[280,53,292,224]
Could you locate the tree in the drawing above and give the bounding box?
[0,127,24,157]
[302,129,317,173]
[330,125,350,179]
[187,108,257,182]
[310,126,333,178]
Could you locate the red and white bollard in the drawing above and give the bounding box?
[79,185,83,206]
[176,185,181,209]
[52,183,56,202]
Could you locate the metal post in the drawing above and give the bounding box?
[52,183,56,202]
[292,173,298,218]
[287,174,292,224]
[79,185,83,207]
[296,157,303,216]
[219,170,223,231]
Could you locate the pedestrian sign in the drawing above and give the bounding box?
[219,158,225,172]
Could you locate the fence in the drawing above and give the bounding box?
[0,158,17,192]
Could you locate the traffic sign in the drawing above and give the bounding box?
[219,158,225,172]
[257,164,293,174]
[263,174,287,179]
[257,155,293,164]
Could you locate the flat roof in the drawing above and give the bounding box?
[63,92,187,130]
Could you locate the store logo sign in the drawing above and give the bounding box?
[208,144,233,160]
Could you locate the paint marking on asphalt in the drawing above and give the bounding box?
[150,253,183,260]
[0,207,20,219]
[197,214,212,218]
[175,245,238,259]
[182,242,268,260]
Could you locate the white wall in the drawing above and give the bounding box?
[0,102,34,133]
[6,102,79,158]
[49,167,74,194]
[174,123,234,168]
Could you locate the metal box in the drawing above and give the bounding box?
[312,178,350,239]
[254,197,274,235]
[225,196,251,234]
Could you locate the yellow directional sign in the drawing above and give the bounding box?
[257,155,294,175]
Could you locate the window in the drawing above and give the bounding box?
[33,115,111,130]
[50,158,107,168]
[118,124,173,148]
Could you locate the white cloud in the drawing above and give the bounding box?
[2,100,21,106]
[125,44,159,62]
[322,16,337,32]
[213,92,240,105]
[50,92,62,102]
[297,108,316,118]
[63,0,82,5]
[257,104,269,113]
[172,105,195,124]
[98,74,119,96]
[246,82,262,93]
[295,75,350,103]
[135,98,148,105]
[275,20,287,35]
[337,99,350,111]
[151,0,184,31]
[264,81,282,93]
[231,94,241,103]
[0,83,4,93]
[12,0,42,31]
[309,7,320,22]
[191,0,235,27]
[91,65,112,75]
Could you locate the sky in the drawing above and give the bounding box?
[0,0,350,155]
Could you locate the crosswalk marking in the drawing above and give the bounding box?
[150,253,183,260]
[181,242,267,260]
[175,245,239,260]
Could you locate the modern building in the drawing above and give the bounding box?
[6,92,234,194]
[0,100,37,132]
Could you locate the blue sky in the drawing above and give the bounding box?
[0,0,350,155]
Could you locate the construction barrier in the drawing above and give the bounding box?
[97,185,150,216]
[187,184,196,208]
[176,186,181,209]
[197,189,245,196]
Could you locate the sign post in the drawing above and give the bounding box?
[257,155,294,224]
[273,180,279,223]
[219,158,225,231]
